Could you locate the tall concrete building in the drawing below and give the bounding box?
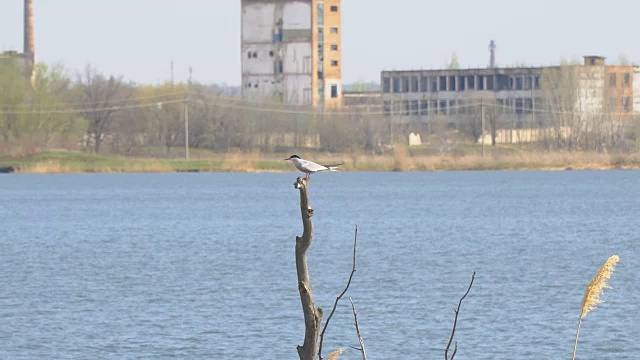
[241,0,342,109]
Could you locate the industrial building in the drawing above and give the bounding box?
[241,0,342,108]
[0,0,36,82]
[381,53,640,132]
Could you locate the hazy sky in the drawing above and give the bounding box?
[1,0,638,85]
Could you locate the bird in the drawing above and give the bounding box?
[285,155,343,180]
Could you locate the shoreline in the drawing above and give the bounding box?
[1,151,639,174]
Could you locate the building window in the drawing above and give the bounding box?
[467,76,475,90]
[411,76,419,92]
[516,77,523,90]
[439,76,447,91]
[487,76,495,90]
[330,44,338,51]
[609,73,617,87]
[458,77,465,91]
[331,85,338,98]
[449,76,456,91]
[623,73,631,87]
[330,5,338,11]
[420,76,429,93]
[383,78,391,93]
[524,76,532,90]
[330,60,339,67]
[420,100,429,115]
[410,100,419,115]
[330,27,339,34]
[383,101,391,116]
[402,101,410,116]
[478,75,485,90]
[392,77,401,92]
[439,100,447,115]
[534,75,541,89]
[623,96,631,111]
[402,77,409,93]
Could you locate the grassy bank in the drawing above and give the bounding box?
[1,149,639,174]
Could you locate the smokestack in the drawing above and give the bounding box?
[489,40,496,68]
[24,0,35,57]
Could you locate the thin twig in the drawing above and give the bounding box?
[445,271,475,360]
[350,297,367,360]
[318,225,358,360]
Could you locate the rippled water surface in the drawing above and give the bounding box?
[1,171,639,359]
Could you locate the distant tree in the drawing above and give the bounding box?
[447,52,460,70]
[75,65,131,153]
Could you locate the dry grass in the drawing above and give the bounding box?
[3,149,640,174]
[572,255,620,360]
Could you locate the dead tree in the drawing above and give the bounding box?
[293,177,323,360]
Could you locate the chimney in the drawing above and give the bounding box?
[24,0,35,57]
[489,40,496,68]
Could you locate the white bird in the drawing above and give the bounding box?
[285,155,342,179]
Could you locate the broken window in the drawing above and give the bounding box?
[624,73,631,87]
[420,100,429,115]
[430,100,438,115]
[383,78,391,93]
[330,27,339,34]
[478,75,485,90]
[330,44,338,51]
[410,100,419,115]
[508,77,515,90]
[458,77,465,91]
[609,73,617,87]
[330,5,339,11]
[524,76,532,90]
[439,76,447,91]
[331,85,338,98]
[516,77,523,90]
[516,98,523,114]
[269,51,274,57]
[411,76,419,92]
[439,100,447,115]
[524,98,532,112]
[420,76,429,93]
[467,76,475,90]
[274,61,283,73]
[534,76,541,89]
[623,96,631,111]
[393,77,401,92]
[331,60,339,67]
[487,76,495,90]
[253,51,258,58]
[449,100,457,115]
[247,52,251,59]
[449,76,456,91]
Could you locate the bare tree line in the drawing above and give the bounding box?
[2,60,639,157]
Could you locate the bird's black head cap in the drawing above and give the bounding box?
[289,155,300,159]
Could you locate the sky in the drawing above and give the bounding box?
[1,0,639,86]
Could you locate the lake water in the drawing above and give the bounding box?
[1,171,638,359]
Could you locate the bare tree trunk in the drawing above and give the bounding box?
[293,177,323,360]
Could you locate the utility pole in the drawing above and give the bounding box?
[481,99,485,157]
[184,66,192,161]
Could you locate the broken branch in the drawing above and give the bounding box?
[350,297,367,360]
[445,271,475,360]
[318,225,358,360]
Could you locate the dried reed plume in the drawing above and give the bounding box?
[572,255,620,360]
[327,348,345,360]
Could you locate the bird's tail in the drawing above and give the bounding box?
[324,163,343,172]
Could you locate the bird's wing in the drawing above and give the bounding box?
[302,160,331,172]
